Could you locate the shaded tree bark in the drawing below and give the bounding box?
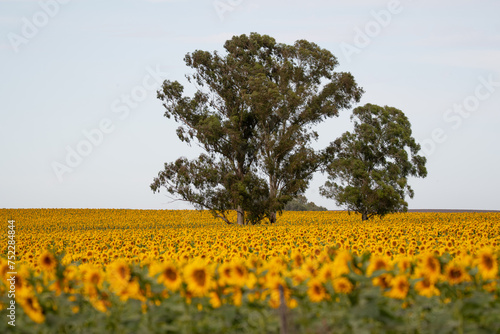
[237,205,245,225]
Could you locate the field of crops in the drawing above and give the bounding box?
[1,209,499,333]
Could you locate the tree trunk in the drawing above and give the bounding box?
[269,211,277,224]
[237,205,245,225]
[362,212,368,221]
[269,175,277,224]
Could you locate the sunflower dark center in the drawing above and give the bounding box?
[165,268,177,281]
[482,255,494,269]
[426,258,437,271]
[235,267,244,277]
[193,269,206,286]
[449,268,462,279]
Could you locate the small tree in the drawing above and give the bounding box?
[320,104,427,220]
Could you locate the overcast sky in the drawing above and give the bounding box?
[1,0,499,210]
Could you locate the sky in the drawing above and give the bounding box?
[1,0,499,211]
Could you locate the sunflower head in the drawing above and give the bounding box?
[397,245,406,255]
[218,262,232,286]
[18,294,45,324]
[318,263,334,282]
[84,267,103,288]
[184,260,212,296]
[372,273,393,290]
[332,251,352,277]
[367,256,390,276]
[307,278,327,303]
[302,259,318,276]
[444,261,470,285]
[415,276,440,298]
[107,260,131,292]
[230,261,248,287]
[0,259,9,281]
[397,257,412,274]
[418,253,441,282]
[386,275,410,299]
[209,291,222,308]
[39,251,57,271]
[333,277,353,294]
[476,248,498,280]
[159,262,182,291]
[291,251,304,267]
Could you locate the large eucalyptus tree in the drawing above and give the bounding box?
[151,33,363,224]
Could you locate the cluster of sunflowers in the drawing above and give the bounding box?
[0,209,499,333]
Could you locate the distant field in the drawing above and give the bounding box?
[407,209,500,213]
[1,209,499,333]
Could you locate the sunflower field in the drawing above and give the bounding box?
[1,209,499,333]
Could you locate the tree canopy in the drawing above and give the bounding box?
[284,195,328,211]
[151,33,363,224]
[320,104,427,220]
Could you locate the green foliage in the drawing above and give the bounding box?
[284,195,328,211]
[151,33,362,224]
[321,104,427,221]
[3,252,499,334]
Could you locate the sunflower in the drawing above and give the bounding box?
[63,265,79,282]
[386,275,409,299]
[90,296,110,313]
[307,278,327,302]
[0,259,9,282]
[83,267,103,298]
[367,256,390,276]
[107,260,130,292]
[318,263,335,282]
[291,251,304,267]
[232,287,243,306]
[84,268,103,287]
[246,255,261,270]
[418,253,441,283]
[246,273,258,289]
[396,257,412,274]
[184,260,213,296]
[218,262,232,286]
[230,261,248,287]
[209,291,222,308]
[332,277,353,294]
[372,273,393,290]
[332,251,352,277]
[483,281,497,293]
[125,278,144,301]
[397,245,406,256]
[444,261,470,285]
[158,262,182,291]
[265,275,291,308]
[302,259,318,277]
[291,268,309,285]
[13,266,31,296]
[38,251,57,272]
[18,294,45,324]
[475,248,498,280]
[415,276,440,298]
